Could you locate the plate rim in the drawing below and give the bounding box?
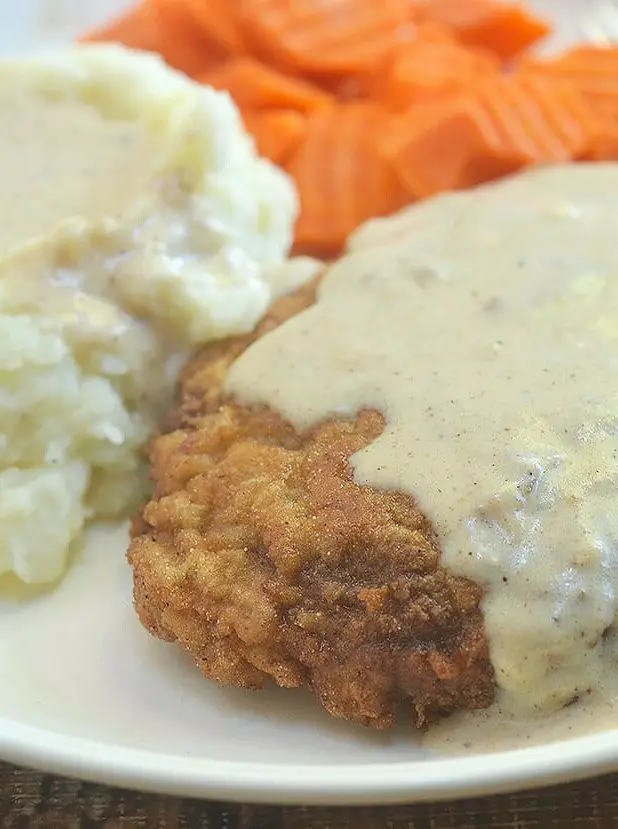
[2,0,618,809]
[2,717,618,805]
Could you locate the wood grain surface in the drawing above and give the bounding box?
[2,764,618,828]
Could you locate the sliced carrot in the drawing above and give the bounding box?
[320,75,369,103]
[242,110,308,164]
[81,3,155,45]
[524,49,618,159]
[83,0,224,79]
[381,96,525,198]
[148,0,228,74]
[522,48,618,121]
[382,72,596,199]
[287,103,409,253]
[411,0,550,61]
[201,58,333,112]
[413,21,458,43]
[586,126,618,161]
[477,74,597,164]
[310,35,459,104]
[374,38,499,111]
[522,46,618,76]
[183,0,245,54]
[239,0,410,75]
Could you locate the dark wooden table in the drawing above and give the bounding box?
[3,764,618,828]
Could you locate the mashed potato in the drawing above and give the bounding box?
[0,45,298,584]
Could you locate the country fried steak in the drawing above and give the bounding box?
[128,279,495,729]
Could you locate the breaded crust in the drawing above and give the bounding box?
[129,280,495,728]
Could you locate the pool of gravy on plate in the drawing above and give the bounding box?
[226,163,618,750]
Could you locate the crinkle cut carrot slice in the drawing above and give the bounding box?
[377,39,499,110]
[203,58,333,112]
[525,46,618,76]
[381,96,526,198]
[367,21,462,106]
[183,0,245,54]
[383,73,597,201]
[411,0,550,61]
[242,110,308,164]
[586,125,618,161]
[413,21,458,43]
[84,1,224,78]
[319,75,370,103]
[81,3,159,47]
[518,74,601,160]
[153,0,226,77]
[522,48,618,121]
[239,0,411,75]
[477,74,599,163]
[460,3,550,61]
[288,103,409,253]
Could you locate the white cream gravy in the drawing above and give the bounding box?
[0,92,160,256]
[226,163,618,749]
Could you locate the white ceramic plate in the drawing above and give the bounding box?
[2,0,618,807]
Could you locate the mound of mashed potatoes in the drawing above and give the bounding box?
[0,45,298,584]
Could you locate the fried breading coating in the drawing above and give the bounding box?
[128,281,495,728]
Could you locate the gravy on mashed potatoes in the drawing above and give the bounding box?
[0,45,300,585]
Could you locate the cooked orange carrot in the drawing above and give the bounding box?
[320,75,369,103]
[202,58,333,112]
[375,38,499,111]
[382,72,596,199]
[149,0,229,74]
[411,0,550,61]
[381,96,525,198]
[287,103,409,253]
[413,21,458,43]
[366,20,460,105]
[522,45,618,76]
[243,110,308,164]
[239,0,410,75]
[522,47,618,121]
[477,74,596,163]
[532,49,618,158]
[183,0,245,54]
[586,126,618,161]
[81,2,156,46]
[83,0,223,78]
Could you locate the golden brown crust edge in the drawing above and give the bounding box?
[128,280,495,729]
